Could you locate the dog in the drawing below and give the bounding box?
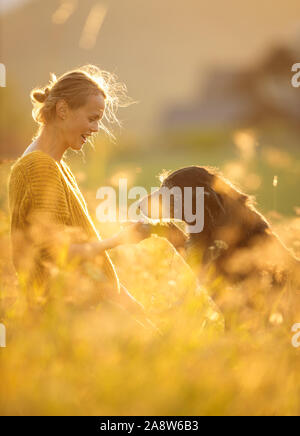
[138,166,300,322]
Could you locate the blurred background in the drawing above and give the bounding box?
[0,0,300,218]
[1,1,300,416]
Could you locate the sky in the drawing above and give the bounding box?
[2,0,300,133]
[0,0,29,13]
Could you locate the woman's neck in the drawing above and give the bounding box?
[29,125,68,162]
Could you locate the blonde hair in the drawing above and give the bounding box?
[30,64,132,138]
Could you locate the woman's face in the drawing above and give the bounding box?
[63,93,105,150]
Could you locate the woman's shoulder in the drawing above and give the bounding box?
[14,150,58,168]
[11,150,61,180]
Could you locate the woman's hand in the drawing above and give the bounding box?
[115,222,151,246]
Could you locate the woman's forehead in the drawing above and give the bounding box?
[85,93,105,112]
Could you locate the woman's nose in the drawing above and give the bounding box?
[91,121,100,133]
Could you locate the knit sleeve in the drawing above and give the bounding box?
[16,153,71,263]
[28,155,69,219]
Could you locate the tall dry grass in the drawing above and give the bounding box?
[1,131,300,416]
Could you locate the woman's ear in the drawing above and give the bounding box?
[56,98,68,120]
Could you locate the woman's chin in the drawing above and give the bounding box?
[71,142,84,151]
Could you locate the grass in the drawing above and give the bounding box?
[1,126,300,416]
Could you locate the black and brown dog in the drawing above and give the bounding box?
[139,166,300,322]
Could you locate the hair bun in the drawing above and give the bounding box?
[32,87,50,103]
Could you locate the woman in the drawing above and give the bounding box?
[8,65,150,321]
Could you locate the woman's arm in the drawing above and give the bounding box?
[68,221,187,263]
[67,222,151,261]
[68,235,121,260]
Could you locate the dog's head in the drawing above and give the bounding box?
[139,165,269,248]
[140,166,226,234]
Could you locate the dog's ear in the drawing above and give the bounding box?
[203,187,227,227]
[190,185,226,228]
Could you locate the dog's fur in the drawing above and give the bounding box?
[140,166,300,321]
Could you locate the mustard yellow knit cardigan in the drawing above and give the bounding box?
[8,150,119,292]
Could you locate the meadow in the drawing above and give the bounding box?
[0,126,300,416]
